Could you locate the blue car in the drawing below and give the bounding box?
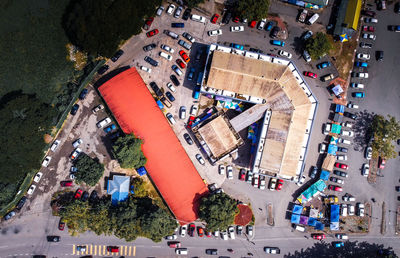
[265,21,274,31]
[188,68,195,81]
[104,124,116,133]
[70,104,79,115]
[355,62,368,67]
[171,23,184,28]
[79,89,88,100]
[166,91,175,102]
[352,92,365,98]
[270,40,285,46]
[230,43,244,50]
[316,62,331,69]
[333,242,344,248]
[193,85,201,99]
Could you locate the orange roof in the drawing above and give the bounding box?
[98,68,208,223]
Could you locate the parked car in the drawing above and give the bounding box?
[357,53,370,60]
[376,50,384,61]
[264,247,280,254]
[316,62,331,69]
[330,177,344,184]
[247,225,253,236]
[335,162,348,170]
[230,43,244,50]
[230,26,244,32]
[357,203,365,217]
[355,61,368,67]
[178,39,191,50]
[97,65,109,75]
[333,242,345,248]
[336,155,348,161]
[111,50,124,62]
[276,179,284,191]
[166,113,176,125]
[161,44,174,54]
[360,42,373,48]
[60,180,73,187]
[303,50,311,62]
[208,29,222,36]
[362,25,375,32]
[270,26,280,38]
[364,17,378,23]
[172,65,183,76]
[196,154,205,165]
[16,196,27,210]
[182,8,191,20]
[166,4,175,15]
[344,111,357,120]
[362,33,376,40]
[341,130,354,137]
[278,50,292,59]
[246,170,253,184]
[259,176,266,189]
[362,163,370,176]
[27,185,36,195]
[143,17,154,30]
[312,233,326,240]
[182,32,195,43]
[47,236,60,242]
[183,133,193,145]
[319,143,327,153]
[226,165,233,179]
[334,170,348,177]
[365,146,372,159]
[228,226,235,239]
[188,223,195,237]
[321,74,335,82]
[74,189,83,199]
[302,30,313,40]
[350,83,365,89]
[348,204,355,215]
[164,29,179,39]
[337,146,348,153]
[270,40,285,46]
[296,175,306,186]
[33,172,43,183]
[179,50,190,63]
[144,56,158,67]
[174,6,183,18]
[378,156,386,169]
[4,210,16,221]
[310,166,318,179]
[304,71,317,79]
[211,13,219,24]
[42,156,51,167]
[156,5,164,16]
[269,178,277,190]
[180,225,187,237]
[352,92,365,98]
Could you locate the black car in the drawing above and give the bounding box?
[222,12,232,24]
[309,166,318,179]
[237,225,243,235]
[270,26,280,38]
[70,104,79,115]
[395,186,400,192]
[144,56,159,67]
[166,91,175,102]
[182,8,191,20]
[170,74,180,86]
[79,89,88,100]
[16,196,27,210]
[150,82,163,97]
[89,190,98,203]
[184,133,193,145]
[344,111,357,120]
[337,147,348,153]
[47,236,60,242]
[376,51,384,61]
[109,130,122,141]
[97,65,109,75]
[81,191,89,202]
[395,2,400,13]
[143,43,156,52]
[195,49,203,61]
[249,48,263,54]
[333,170,348,177]
[205,249,218,255]
[111,50,124,62]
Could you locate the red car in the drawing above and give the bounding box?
[239,169,246,181]
[276,179,284,191]
[168,241,181,248]
[107,246,119,252]
[179,50,190,63]
[249,20,257,28]
[329,185,343,192]
[189,223,196,237]
[60,180,73,187]
[211,14,220,24]
[143,17,154,30]
[197,227,204,237]
[206,231,212,237]
[304,71,317,79]
[187,116,195,129]
[233,16,240,23]
[74,189,83,199]
[378,157,386,169]
[312,233,326,240]
[362,25,374,32]
[146,29,159,38]
[334,162,348,170]
[58,219,65,231]
[176,59,186,69]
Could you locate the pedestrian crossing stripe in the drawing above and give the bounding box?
[72,244,135,256]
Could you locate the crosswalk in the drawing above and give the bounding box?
[72,245,136,256]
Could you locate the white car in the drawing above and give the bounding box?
[97,117,111,128]
[175,248,188,255]
[357,203,365,217]
[219,164,225,175]
[166,4,175,15]
[247,225,253,236]
[353,72,369,78]
[140,65,152,73]
[253,173,259,188]
[336,233,348,239]
[365,146,372,160]
[165,234,178,240]
[213,230,219,237]
[174,6,183,18]
[156,5,164,16]
[296,175,306,186]
[179,106,186,120]
[230,26,244,32]
[336,155,347,161]
[50,140,61,152]
[208,29,222,36]
[341,121,353,128]
[319,143,327,153]
[159,51,172,61]
[259,176,266,189]
[190,14,206,23]
[341,130,354,137]
[362,163,370,177]
[258,19,267,30]
[180,225,187,237]
[278,50,292,59]
[160,44,175,54]
[92,104,104,114]
[323,123,331,135]
[357,53,370,60]
[70,148,82,160]
[347,103,359,109]
[228,226,235,239]
[167,82,176,92]
[196,154,205,165]
[221,230,228,240]
[364,17,378,23]
[362,33,376,40]
[348,204,355,216]
[72,138,83,148]
[350,83,364,89]
[190,105,199,116]
[341,204,348,216]
[166,113,176,125]
[33,172,43,183]
[27,184,36,195]
[42,156,51,167]
[182,32,195,43]
[226,165,233,179]
[338,138,351,145]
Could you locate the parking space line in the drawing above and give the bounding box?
[94,245,97,255]
[133,245,136,256]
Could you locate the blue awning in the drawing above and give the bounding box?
[320,170,330,181]
[291,213,300,224]
[293,205,303,214]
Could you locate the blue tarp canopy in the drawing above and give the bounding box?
[327,144,338,155]
[315,221,325,230]
[293,205,303,214]
[335,104,345,113]
[331,204,340,222]
[137,166,147,176]
[333,113,343,123]
[308,217,317,226]
[320,170,330,181]
[291,213,301,224]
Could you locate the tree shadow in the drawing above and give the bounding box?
[353,110,375,152]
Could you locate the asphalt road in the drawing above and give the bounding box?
[1,1,400,257]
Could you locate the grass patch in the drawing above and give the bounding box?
[328,35,357,79]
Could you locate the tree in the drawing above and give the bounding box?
[87,200,114,236]
[235,0,269,21]
[305,32,332,60]
[131,177,148,198]
[62,0,161,57]
[371,115,400,159]
[199,193,238,232]
[185,0,205,8]
[140,208,178,242]
[59,199,91,235]
[74,153,105,186]
[112,134,147,169]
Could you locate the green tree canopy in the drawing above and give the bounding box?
[131,177,148,198]
[185,0,205,8]
[235,0,270,21]
[140,208,178,242]
[371,115,400,159]
[112,134,147,169]
[199,193,238,232]
[74,153,105,186]
[305,32,332,60]
[59,199,91,235]
[62,0,161,57]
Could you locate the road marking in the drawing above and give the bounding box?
[128,246,131,256]
[103,245,106,255]
[72,244,75,255]
[94,245,97,255]
[133,245,136,256]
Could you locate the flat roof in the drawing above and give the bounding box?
[98,68,208,223]
[197,115,242,159]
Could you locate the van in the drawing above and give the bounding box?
[307,13,319,25]
[171,22,184,28]
[164,30,179,39]
[160,97,172,108]
[295,225,306,232]
[191,14,206,23]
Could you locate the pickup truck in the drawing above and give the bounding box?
[298,9,308,23]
